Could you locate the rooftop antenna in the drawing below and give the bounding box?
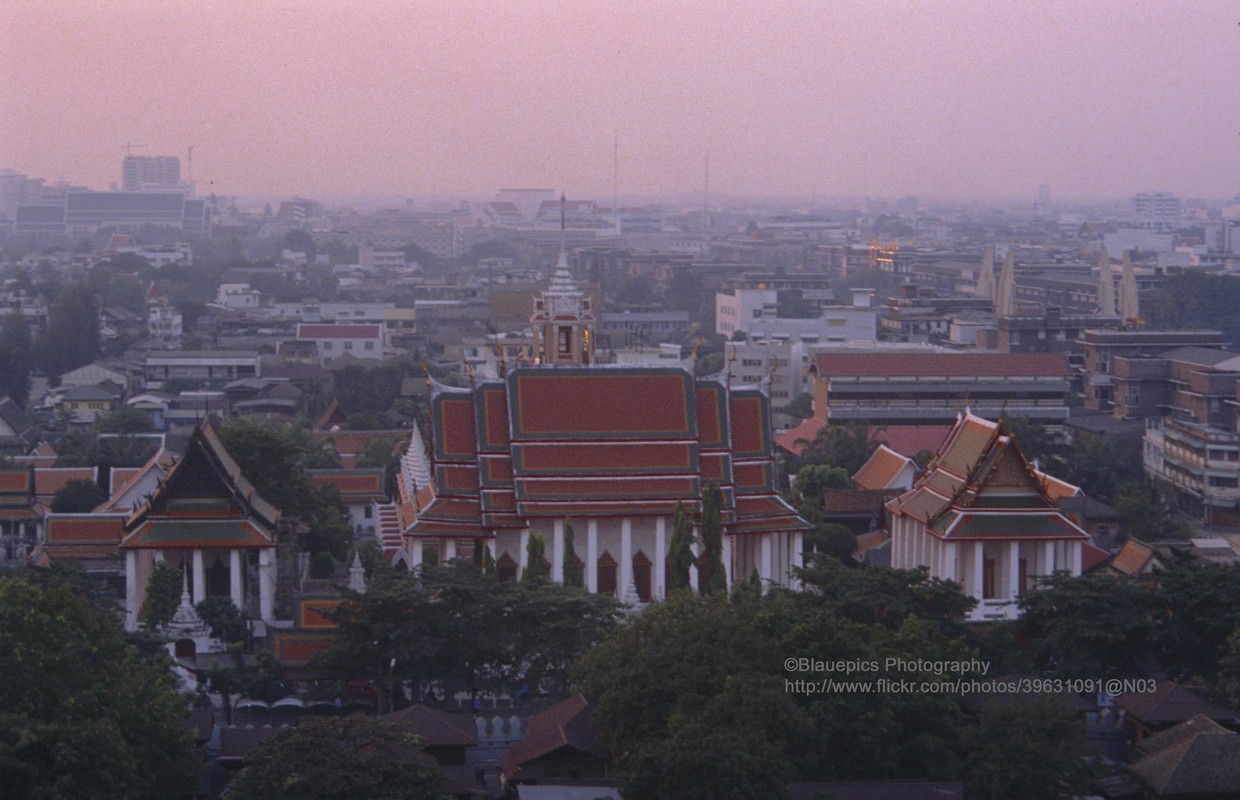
[702,152,710,257]
[124,142,147,156]
[187,144,193,184]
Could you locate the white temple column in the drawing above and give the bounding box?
[230,549,243,609]
[1044,540,1055,577]
[486,538,497,562]
[619,518,633,603]
[943,541,957,584]
[688,526,700,589]
[654,517,666,599]
[723,532,735,589]
[760,534,773,591]
[1071,540,1083,575]
[972,541,985,599]
[1008,541,1021,601]
[192,549,206,604]
[586,520,598,593]
[445,538,457,561]
[125,550,138,631]
[552,518,564,583]
[518,529,530,579]
[411,538,423,569]
[259,547,275,622]
[154,549,165,564]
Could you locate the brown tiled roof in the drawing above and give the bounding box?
[1129,729,1240,795]
[217,724,290,761]
[34,467,96,504]
[773,417,825,456]
[1136,713,1232,758]
[814,351,1071,379]
[384,704,478,747]
[1110,539,1158,576]
[853,445,912,490]
[1113,681,1240,727]
[500,694,605,781]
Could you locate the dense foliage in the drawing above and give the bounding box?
[0,569,196,799]
[229,715,449,800]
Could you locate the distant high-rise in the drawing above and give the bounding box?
[1132,192,1181,230]
[122,155,181,191]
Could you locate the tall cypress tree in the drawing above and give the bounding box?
[563,517,583,588]
[0,313,33,406]
[522,531,549,584]
[700,483,727,595]
[668,501,696,592]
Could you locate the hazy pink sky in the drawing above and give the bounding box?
[1,0,1237,201]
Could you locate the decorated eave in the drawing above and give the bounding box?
[120,420,281,550]
[886,411,1086,542]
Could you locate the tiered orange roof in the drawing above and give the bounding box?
[886,412,1087,543]
[121,421,280,550]
[410,366,807,538]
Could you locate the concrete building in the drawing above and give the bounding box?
[122,155,182,192]
[144,351,261,389]
[1078,329,1229,413]
[809,351,1072,429]
[296,324,384,366]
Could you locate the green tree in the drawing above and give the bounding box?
[0,570,196,799]
[619,716,791,800]
[1153,559,1240,683]
[562,518,583,588]
[796,554,975,631]
[522,531,549,584]
[964,695,1100,800]
[37,282,100,378]
[97,406,155,434]
[49,478,107,513]
[204,642,286,725]
[141,560,184,628]
[0,312,33,406]
[667,501,697,592]
[229,715,449,800]
[1213,628,1240,709]
[1115,479,1189,541]
[798,423,878,474]
[784,392,814,420]
[1017,572,1156,679]
[195,596,249,643]
[699,484,727,594]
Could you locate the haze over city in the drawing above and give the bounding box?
[2,0,1237,202]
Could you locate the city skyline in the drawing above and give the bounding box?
[1,1,1237,201]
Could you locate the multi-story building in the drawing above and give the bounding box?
[810,351,1072,429]
[1132,192,1182,231]
[1112,347,1240,424]
[122,155,182,191]
[1144,417,1240,527]
[296,324,384,366]
[144,351,260,389]
[1078,329,1229,412]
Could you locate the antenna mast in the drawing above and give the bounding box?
[702,152,710,256]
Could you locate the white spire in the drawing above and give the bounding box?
[402,424,432,493]
[545,246,581,298]
[348,551,367,593]
[1097,247,1116,317]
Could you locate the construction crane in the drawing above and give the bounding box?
[124,142,147,156]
